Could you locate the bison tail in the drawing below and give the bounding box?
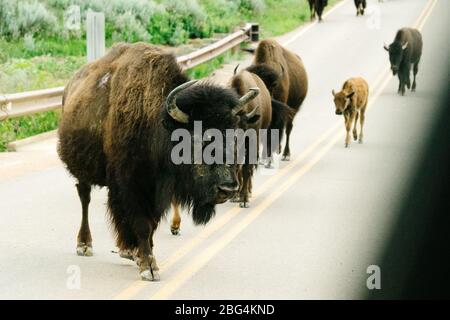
[269,99,295,151]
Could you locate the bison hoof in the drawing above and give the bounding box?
[140,269,160,282]
[76,243,93,256]
[345,143,349,148]
[119,249,135,261]
[170,227,180,236]
[358,139,363,144]
[281,155,290,161]
[239,201,250,208]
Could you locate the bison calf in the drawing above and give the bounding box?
[332,77,369,148]
[384,28,423,96]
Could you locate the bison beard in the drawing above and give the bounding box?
[58,43,257,281]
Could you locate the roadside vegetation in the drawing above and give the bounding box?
[0,0,338,151]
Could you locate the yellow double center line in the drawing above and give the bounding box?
[113,0,438,300]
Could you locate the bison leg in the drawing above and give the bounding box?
[239,164,253,208]
[76,182,93,256]
[282,121,293,161]
[134,217,160,281]
[170,200,181,235]
[231,168,243,202]
[412,62,419,91]
[353,112,359,141]
[359,106,366,144]
[310,3,316,21]
[344,112,356,148]
[108,184,159,281]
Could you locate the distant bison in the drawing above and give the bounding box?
[58,43,259,281]
[332,77,369,148]
[384,28,423,96]
[354,0,366,16]
[246,39,308,161]
[308,0,328,21]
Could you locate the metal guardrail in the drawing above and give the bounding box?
[0,23,257,121]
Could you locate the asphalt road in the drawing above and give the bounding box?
[0,0,448,299]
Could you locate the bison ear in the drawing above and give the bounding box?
[332,89,336,97]
[383,43,389,52]
[402,42,409,50]
[346,91,355,99]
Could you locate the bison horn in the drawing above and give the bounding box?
[232,87,260,115]
[245,105,259,119]
[402,42,408,50]
[383,43,389,51]
[233,64,240,75]
[166,80,198,123]
[279,63,285,78]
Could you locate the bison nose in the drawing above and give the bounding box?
[218,183,239,194]
[335,110,342,115]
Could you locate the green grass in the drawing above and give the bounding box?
[0,55,85,93]
[0,110,60,151]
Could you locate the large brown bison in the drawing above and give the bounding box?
[58,43,259,281]
[246,39,308,161]
[230,67,292,207]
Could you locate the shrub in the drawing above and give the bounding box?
[0,0,58,39]
[111,11,150,43]
[238,0,266,15]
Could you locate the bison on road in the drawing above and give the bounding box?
[384,28,423,96]
[332,77,369,148]
[246,39,308,161]
[58,43,259,281]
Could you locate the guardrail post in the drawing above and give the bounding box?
[250,23,259,42]
[86,11,105,62]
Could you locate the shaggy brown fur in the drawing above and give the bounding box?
[230,70,271,208]
[58,43,259,281]
[332,77,369,148]
[246,39,308,161]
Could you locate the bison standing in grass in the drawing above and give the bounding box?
[246,39,308,161]
[58,43,259,281]
[332,77,369,148]
[384,28,423,96]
